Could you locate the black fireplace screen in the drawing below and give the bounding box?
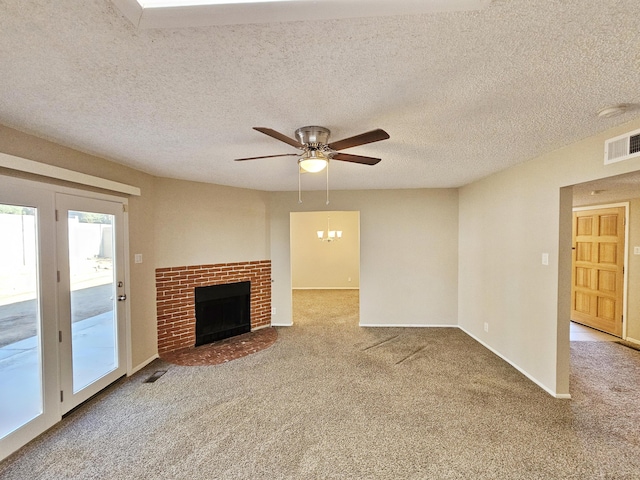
[194,281,251,346]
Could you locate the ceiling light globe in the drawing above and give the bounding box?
[597,104,630,118]
[299,158,328,173]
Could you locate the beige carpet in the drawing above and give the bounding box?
[1,289,639,479]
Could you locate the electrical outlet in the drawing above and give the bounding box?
[134,254,143,264]
[271,307,276,316]
[541,253,549,265]
[348,277,351,282]
[634,246,640,255]
[484,322,489,333]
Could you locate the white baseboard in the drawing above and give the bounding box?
[271,322,293,327]
[623,336,640,347]
[359,323,457,328]
[292,287,359,290]
[458,326,571,399]
[128,353,159,376]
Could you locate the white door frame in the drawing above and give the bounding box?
[56,193,129,413]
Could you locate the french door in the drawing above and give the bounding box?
[0,183,58,460]
[56,194,127,413]
[0,179,128,460]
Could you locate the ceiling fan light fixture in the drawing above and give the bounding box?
[298,150,329,173]
[597,104,632,118]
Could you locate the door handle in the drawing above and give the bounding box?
[117,294,127,301]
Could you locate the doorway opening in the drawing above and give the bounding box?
[555,172,640,409]
[568,171,640,345]
[556,172,640,397]
[289,211,360,326]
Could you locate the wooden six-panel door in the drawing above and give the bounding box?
[571,206,625,337]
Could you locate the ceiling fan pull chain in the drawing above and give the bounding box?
[298,167,303,204]
[326,161,330,205]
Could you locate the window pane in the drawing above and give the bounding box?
[68,211,118,392]
[0,205,42,438]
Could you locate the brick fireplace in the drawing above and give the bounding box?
[156,260,271,355]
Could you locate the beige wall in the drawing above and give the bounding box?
[153,177,270,268]
[0,125,158,371]
[270,189,459,327]
[458,117,640,397]
[291,211,360,289]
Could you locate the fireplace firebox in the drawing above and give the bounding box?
[194,281,251,346]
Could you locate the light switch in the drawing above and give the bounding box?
[541,253,549,265]
[134,254,143,264]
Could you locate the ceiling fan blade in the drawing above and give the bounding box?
[254,127,303,148]
[328,129,390,151]
[332,152,381,165]
[234,153,299,161]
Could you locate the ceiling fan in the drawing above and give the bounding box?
[234,126,390,173]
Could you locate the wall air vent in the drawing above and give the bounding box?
[604,128,640,165]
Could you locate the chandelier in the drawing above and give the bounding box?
[317,217,342,242]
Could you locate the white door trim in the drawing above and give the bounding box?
[56,194,128,413]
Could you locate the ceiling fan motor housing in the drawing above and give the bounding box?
[295,126,331,146]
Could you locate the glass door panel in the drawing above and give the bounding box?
[67,210,118,392]
[0,205,42,438]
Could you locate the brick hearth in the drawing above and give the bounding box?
[156,260,271,355]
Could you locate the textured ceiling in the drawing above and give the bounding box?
[1,0,640,191]
[573,170,640,207]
